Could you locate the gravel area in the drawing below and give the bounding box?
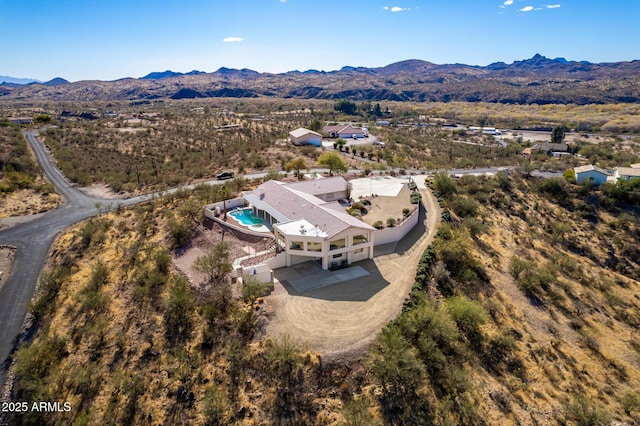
[172,220,275,287]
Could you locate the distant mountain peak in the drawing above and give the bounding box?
[43,77,69,86]
[214,67,260,77]
[0,75,42,85]
[141,70,184,80]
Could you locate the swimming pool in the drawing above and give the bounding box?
[229,208,264,226]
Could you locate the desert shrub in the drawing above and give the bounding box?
[12,333,68,399]
[537,177,568,200]
[132,266,166,302]
[433,227,488,292]
[564,394,612,426]
[341,398,378,426]
[28,265,72,320]
[463,217,488,237]
[373,220,384,229]
[78,284,110,317]
[369,327,429,423]
[77,218,107,249]
[166,216,194,249]
[563,169,576,183]
[386,217,396,227]
[242,275,272,302]
[153,248,172,274]
[202,384,230,426]
[193,241,233,285]
[485,329,518,368]
[347,208,362,218]
[351,201,368,214]
[264,335,311,422]
[445,296,487,346]
[621,391,640,417]
[451,196,479,218]
[164,276,195,344]
[432,172,457,199]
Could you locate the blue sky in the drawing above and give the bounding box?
[2,0,639,82]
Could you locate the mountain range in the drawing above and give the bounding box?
[1,55,639,104]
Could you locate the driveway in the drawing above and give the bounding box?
[263,187,442,358]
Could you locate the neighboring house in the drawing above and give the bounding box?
[613,167,640,182]
[289,128,322,147]
[468,126,500,135]
[8,117,33,125]
[241,177,375,270]
[530,142,569,155]
[573,165,611,185]
[322,125,365,139]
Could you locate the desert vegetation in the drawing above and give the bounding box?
[5,166,640,424]
[4,99,640,196]
[3,97,640,423]
[0,121,60,216]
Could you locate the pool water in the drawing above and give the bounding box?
[229,208,264,226]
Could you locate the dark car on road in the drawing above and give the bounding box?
[216,171,235,180]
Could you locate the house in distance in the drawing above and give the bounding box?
[289,127,322,147]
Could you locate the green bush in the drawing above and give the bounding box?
[451,196,479,218]
[28,265,72,321]
[242,275,272,302]
[164,276,195,344]
[445,296,487,345]
[166,216,194,249]
[564,395,612,426]
[432,172,457,199]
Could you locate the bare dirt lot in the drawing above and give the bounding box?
[0,189,61,218]
[172,220,274,287]
[262,187,442,358]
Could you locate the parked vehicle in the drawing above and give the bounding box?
[216,171,235,180]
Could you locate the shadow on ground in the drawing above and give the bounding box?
[273,259,390,302]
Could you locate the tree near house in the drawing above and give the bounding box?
[308,119,322,132]
[317,152,348,176]
[285,157,309,180]
[334,99,358,115]
[551,125,568,144]
[193,241,233,285]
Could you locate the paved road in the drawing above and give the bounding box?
[0,131,125,386]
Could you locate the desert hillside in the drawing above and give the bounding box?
[2,171,640,425]
[2,55,640,104]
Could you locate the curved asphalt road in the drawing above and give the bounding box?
[0,131,137,386]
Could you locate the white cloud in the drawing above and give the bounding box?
[546,4,561,8]
[503,0,513,5]
[383,6,415,12]
[279,0,287,2]
[520,6,534,12]
[223,37,244,43]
